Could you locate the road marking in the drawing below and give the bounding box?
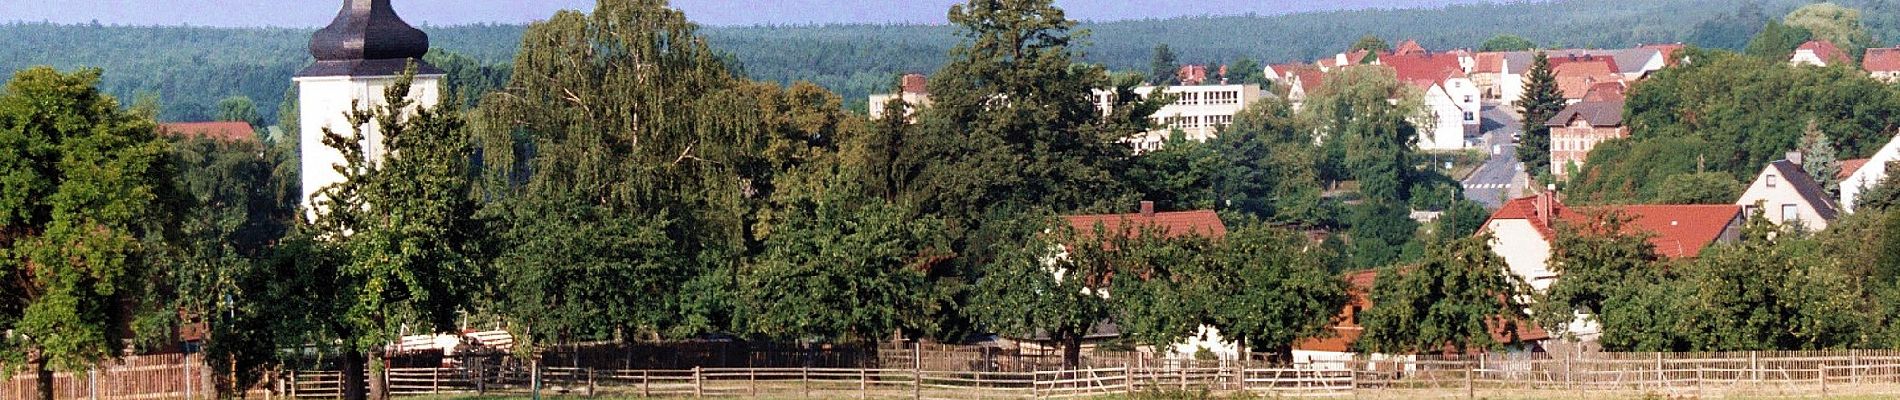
[1463,183,1509,190]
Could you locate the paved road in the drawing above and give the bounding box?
[1463,102,1524,209]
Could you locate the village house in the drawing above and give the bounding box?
[867,73,933,121]
[1736,155,1840,232]
[1284,68,1325,109]
[1545,100,1628,180]
[1551,57,1624,104]
[1840,133,1900,213]
[1383,52,1481,150]
[1470,52,1507,99]
[1791,40,1854,68]
[1865,46,1900,82]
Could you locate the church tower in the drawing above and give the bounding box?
[295,0,444,210]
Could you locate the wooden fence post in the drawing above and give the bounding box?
[642,370,651,398]
[532,359,544,400]
[859,369,868,400]
[1654,353,1664,391]
[289,370,298,399]
[185,354,193,400]
[1751,351,1761,382]
[587,368,597,398]
[431,366,441,394]
[1125,364,1134,396]
[1465,364,1475,400]
[750,368,759,397]
[913,342,924,400]
[1820,366,1829,397]
[693,367,704,399]
[474,358,485,395]
[1694,367,1703,397]
[802,367,811,399]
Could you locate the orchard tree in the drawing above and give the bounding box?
[1516,52,1563,178]
[296,68,485,400]
[1358,234,1530,355]
[0,67,182,400]
[971,219,1118,369]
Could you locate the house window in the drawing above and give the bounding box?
[1782,204,1799,222]
[1464,111,1477,121]
[1767,174,1778,188]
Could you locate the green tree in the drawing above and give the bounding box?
[1128,134,1223,211]
[1801,122,1843,196]
[1689,2,1769,50]
[1229,57,1267,86]
[1784,2,1875,59]
[1304,66,1421,204]
[970,219,1117,369]
[0,67,181,400]
[1346,200,1418,269]
[217,95,262,129]
[1150,44,1180,85]
[737,167,952,342]
[1208,98,1327,225]
[297,67,484,400]
[1206,223,1348,361]
[1357,234,1530,355]
[1744,20,1813,60]
[1654,171,1743,204]
[1479,34,1536,52]
[1516,52,1563,177]
[1350,35,1391,53]
[1534,213,1663,341]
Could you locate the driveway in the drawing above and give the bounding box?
[1463,102,1524,209]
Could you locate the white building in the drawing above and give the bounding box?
[867,73,932,121]
[1384,53,1481,150]
[1736,157,1839,232]
[297,0,444,212]
[1096,84,1266,151]
[1843,135,1900,213]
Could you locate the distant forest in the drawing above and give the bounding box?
[1,0,1893,122]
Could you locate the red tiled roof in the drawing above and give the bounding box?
[1394,40,1427,56]
[1576,205,1742,259]
[1473,52,1506,74]
[1582,81,1628,102]
[1554,60,1622,99]
[1486,195,1740,259]
[1178,65,1210,85]
[1293,69,1326,94]
[1383,53,1466,90]
[900,73,929,95]
[1548,54,1621,75]
[1842,158,1873,180]
[159,122,257,143]
[1865,47,1900,72]
[1796,40,1854,66]
[1063,210,1228,240]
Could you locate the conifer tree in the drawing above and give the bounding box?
[1516,51,1564,178]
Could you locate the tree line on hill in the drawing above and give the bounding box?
[10,0,1900,123]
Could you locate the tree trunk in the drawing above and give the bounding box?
[34,355,53,400]
[1062,333,1083,370]
[341,349,367,400]
[368,348,389,400]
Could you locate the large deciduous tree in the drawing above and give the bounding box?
[0,67,182,400]
[970,220,1117,369]
[294,68,484,400]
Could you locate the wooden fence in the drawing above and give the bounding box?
[273,350,1900,399]
[2,353,215,400]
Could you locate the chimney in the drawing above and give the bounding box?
[1140,201,1156,217]
[1787,151,1804,165]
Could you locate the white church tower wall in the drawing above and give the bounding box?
[296,0,445,212]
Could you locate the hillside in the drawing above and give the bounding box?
[0,0,1884,122]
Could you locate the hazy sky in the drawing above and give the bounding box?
[0,1,1498,28]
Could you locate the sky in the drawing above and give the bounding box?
[0,0,1498,28]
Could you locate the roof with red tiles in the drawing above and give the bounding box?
[1582,81,1628,102]
[1865,47,1900,72]
[1292,69,1327,95]
[1472,52,1506,74]
[1553,60,1622,99]
[900,73,929,95]
[1842,158,1873,180]
[159,122,257,143]
[1063,209,1228,240]
[1394,40,1427,56]
[1383,52,1467,90]
[1486,195,1741,259]
[1796,40,1854,66]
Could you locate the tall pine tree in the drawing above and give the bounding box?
[1517,51,1564,178]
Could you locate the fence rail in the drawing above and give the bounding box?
[20,350,1900,399]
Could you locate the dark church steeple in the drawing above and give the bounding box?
[297,0,443,77]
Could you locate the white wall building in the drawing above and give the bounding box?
[1736,158,1839,232]
[1096,84,1266,151]
[1843,135,1900,213]
[297,0,444,212]
[1497,48,1665,107]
